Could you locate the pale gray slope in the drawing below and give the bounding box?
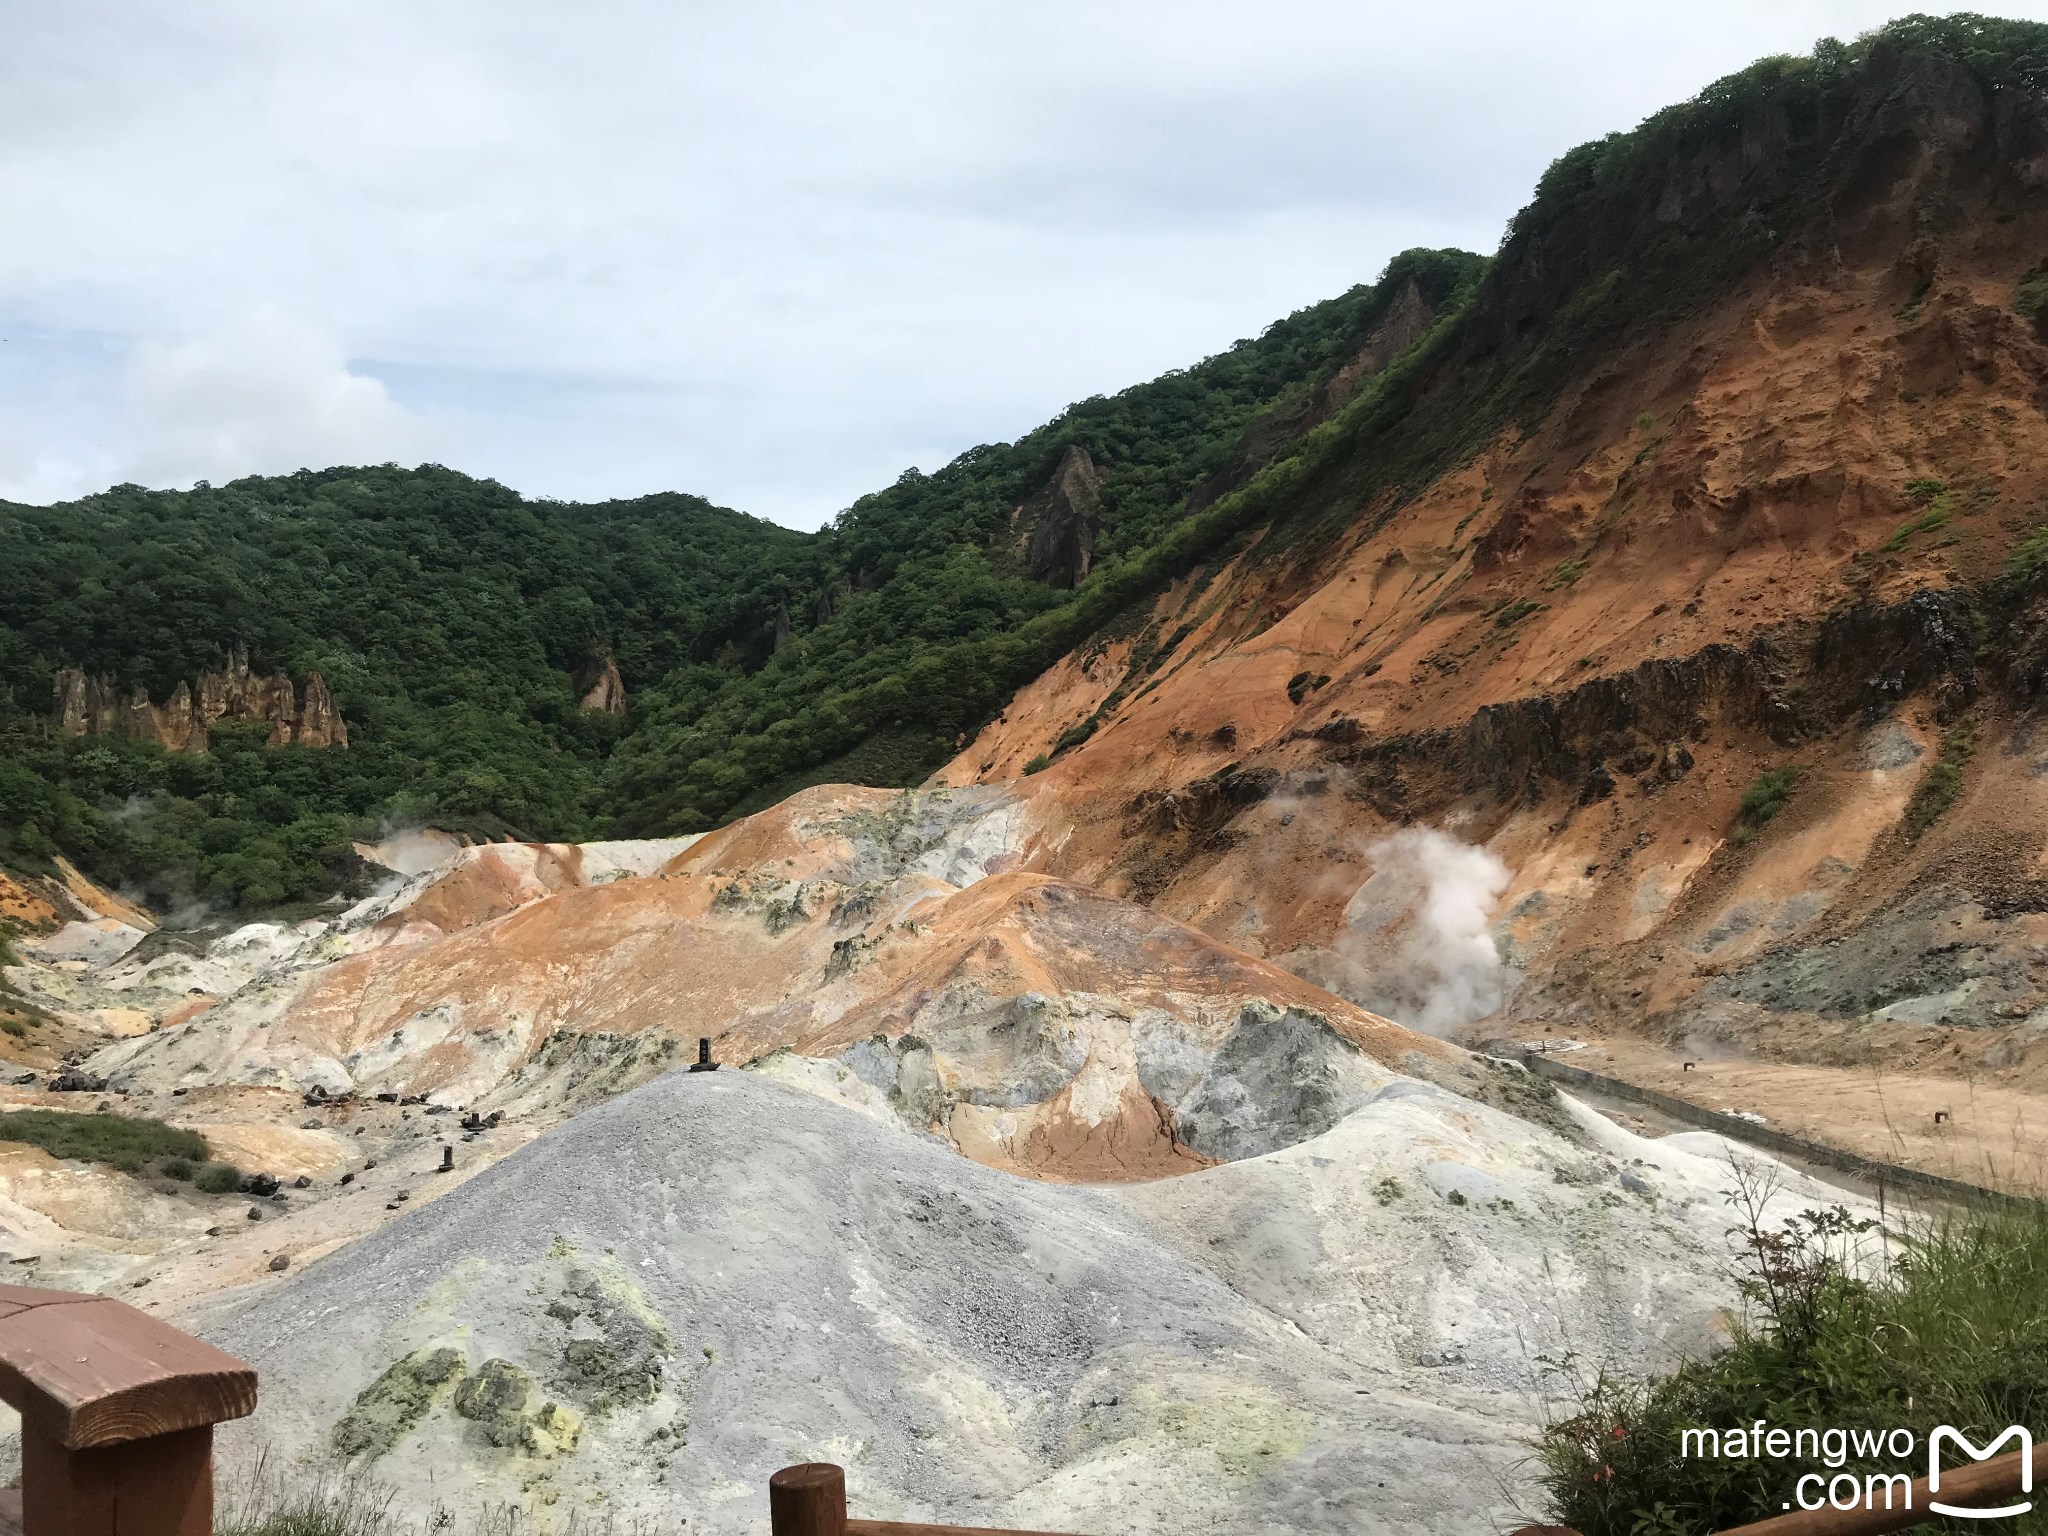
[192,1067,1838,1534]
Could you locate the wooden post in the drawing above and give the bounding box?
[770,1463,847,1536]
[0,1283,256,1536]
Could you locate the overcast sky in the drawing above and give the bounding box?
[4,2,2043,528]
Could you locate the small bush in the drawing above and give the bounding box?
[1053,718,1097,752]
[196,1162,243,1194]
[1733,766,1799,842]
[160,1157,195,1182]
[1547,558,1587,590]
[1021,754,1051,775]
[0,1018,24,1039]
[1494,598,1545,629]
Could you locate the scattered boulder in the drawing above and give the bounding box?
[268,1253,290,1273]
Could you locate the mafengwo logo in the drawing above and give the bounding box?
[1682,1422,2034,1517]
[1928,1427,2032,1520]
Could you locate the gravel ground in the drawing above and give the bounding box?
[189,1066,1856,1534]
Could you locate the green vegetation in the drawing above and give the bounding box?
[1885,480,1955,552]
[1546,558,1588,590]
[1021,754,1051,776]
[2016,257,2048,329]
[1493,598,1546,629]
[1535,1167,2048,1535]
[1733,765,1800,842]
[0,1107,232,1182]
[0,253,1483,904]
[2007,525,2048,582]
[1905,717,1977,837]
[196,1162,243,1194]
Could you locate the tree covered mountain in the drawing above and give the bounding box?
[6,11,2044,913]
[0,250,1479,908]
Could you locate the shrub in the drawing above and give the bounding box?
[159,1157,195,1181]
[1022,754,1051,775]
[1733,766,1799,842]
[1533,1163,2048,1535]
[1494,598,1545,629]
[196,1162,243,1194]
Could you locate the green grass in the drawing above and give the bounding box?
[1905,718,1976,837]
[1533,1167,2048,1536]
[2007,526,2048,582]
[1733,766,1799,843]
[1547,558,1588,590]
[1494,598,1546,629]
[0,1108,237,1185]
[1883,478,1955,553]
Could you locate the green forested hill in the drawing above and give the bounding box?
[0,249,1481,908]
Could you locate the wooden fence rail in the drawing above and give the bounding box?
[769,1464,1081,1536]
[0,1282,257,1536]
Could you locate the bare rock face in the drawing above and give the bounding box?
[1012,444,1101,589]
[298,672,351,747]
[572,654,627,717]
[52,645,348,752]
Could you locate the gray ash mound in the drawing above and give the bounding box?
[190,1065,1848,1533]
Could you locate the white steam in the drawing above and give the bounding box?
[1314,827,1513,1036]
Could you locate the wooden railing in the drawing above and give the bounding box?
[0,1283,256,1536]
[769,1464,1079,1536]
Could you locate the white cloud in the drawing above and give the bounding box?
[125,307,435,489]
[2,1,2043,522]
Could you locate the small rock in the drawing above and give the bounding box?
[425,1103,452,1116]
[339,1172,355,1186]
[293,1175,311,1189]
[205,1226,222,1237]
[268,1253,290,1273]
[374,1092,399,1103]
[241,1173,280,1197]
[10,1073,35,1087]
[299,1119,323,1131]
[246,1208,263,1222]
[364,1158,378,1169]
[385,1202,401,1211]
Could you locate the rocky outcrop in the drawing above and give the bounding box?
[1012,445,1101,589]
[1323,279,1434,410]
[573,654,628,717]
[53,646,348,752]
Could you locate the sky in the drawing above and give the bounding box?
[4,2,2045,529]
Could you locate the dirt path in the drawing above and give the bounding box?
[1535,1030,2048,1198]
